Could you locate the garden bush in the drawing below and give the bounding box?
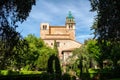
[0,70,77,80]
[0,70,42,76]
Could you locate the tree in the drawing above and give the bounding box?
[90,0,120,69]
[85,39,103,68]
[47,54,62,79]
[24,34,55,71]
[72,45,89,79]
[90,0,120,42]
[10,39,29,70]
[0,0,36,69]
[0,26,29,70]
[54,40,59,56]
[34,47,55,71]
[90,0,120,44]
[110,43,120,69]
[0,0,36,26]
[90,18,98,39]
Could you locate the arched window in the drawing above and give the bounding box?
[43,25,47,30]
[69,24,73,29]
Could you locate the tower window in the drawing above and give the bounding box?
[43,25,47,30]
[69,24,73,29]
[56,42,60,47]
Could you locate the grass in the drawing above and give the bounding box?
[19,70,42,75]
[0,70,10,75]
[88,68,99,78]
[0,70,42,75]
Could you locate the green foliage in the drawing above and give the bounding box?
[47,54,62,79]
[19,71,41,75]
[86,39,120,69]
[55,56,61,75]
[62,73,76,80]
[0,70,11,76]
[3,69,120,80]
[0,71,77,80]
[0,70,41,76]
[22,65,31,71]
[0,0,36,70]
[85,39,120,79]
[110,43,120,68]
[62,73,71,80]
[90,0,120,68]
[91,19,98,39]
[72,45,90,79]
[0,33,28,70]
[47,55,55,73]
[85,39,102,68]
[0,0,36,25]
[0,34,56,70]
[73,45,89,67]
[24,34,55,71]
[54,40,59,55]
[90,0,120,42]
[89,68,99,78]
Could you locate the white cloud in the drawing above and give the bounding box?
[76,34,94,43]
[77,34,94,39]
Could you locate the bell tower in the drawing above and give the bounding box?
[40,23,49,39]
[65,11,75,40]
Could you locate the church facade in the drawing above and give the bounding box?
[40,12,82,64]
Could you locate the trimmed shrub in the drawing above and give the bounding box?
[47,55,55,74]
[47,54,62,79]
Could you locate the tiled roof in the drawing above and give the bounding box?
[50,26,66,28]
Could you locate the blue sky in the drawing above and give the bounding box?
[17,0,96,43]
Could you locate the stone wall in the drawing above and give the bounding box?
[43,39,82,60]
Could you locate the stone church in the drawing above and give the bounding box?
[40,12,82,64]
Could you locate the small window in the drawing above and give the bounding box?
[69,24,73,29]
[51,43,53,45]
[56,42,60,47]
[43,25,47,30]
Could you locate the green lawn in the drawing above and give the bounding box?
[0,70,42,75]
